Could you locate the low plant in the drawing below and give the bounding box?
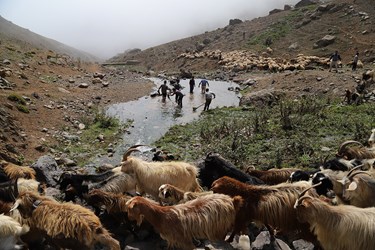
[7,93,26,105]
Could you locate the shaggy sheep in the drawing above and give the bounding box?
[294,185,375,250]
[158,183,213,205]
[11,191,120,250]
[0,213,29,250]
[121,146,202,199]
[211,176,318,244]
[126,193,241,250]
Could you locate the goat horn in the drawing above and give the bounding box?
[348,170,372,180]
[346,164,364,178]
[337,140,364,155]
[9,200,20,212]
[122,148,141,161]
[298,182,322,199]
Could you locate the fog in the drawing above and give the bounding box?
[0,0,300,59]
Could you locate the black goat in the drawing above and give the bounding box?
[198,152,264,188]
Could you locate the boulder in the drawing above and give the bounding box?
[314,35,336,48]
[31,155,63,187]
[240,89,287,107]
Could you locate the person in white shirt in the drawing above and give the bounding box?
[204,88,216,111]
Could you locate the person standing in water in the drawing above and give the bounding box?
[189,76,195,94]
[158,80,170,102]
[198,78,209,94]
[203,88,216,111]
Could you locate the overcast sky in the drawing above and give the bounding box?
[0,0,299,59]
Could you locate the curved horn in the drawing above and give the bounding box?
[348,170,371,180]
[9,200,20,212]
[345,164,364,178]
[122,148,141,161]
[298,182,322,199]
[337,140,364,156]
[322,154,330,165]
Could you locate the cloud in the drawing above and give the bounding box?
[0,0,300,59]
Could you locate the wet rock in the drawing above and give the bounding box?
[31,155,62,187]
[292,239,315,250]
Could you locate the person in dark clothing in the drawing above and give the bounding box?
[329,51,342,72]
[203,88,216,111]
[352,52,359,71]
[189,77,195,94]
[158,80,170,102]
[170,88,184,108]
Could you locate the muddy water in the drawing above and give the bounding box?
[94,78,240,165]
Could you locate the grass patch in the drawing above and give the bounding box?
[154,96,375,169]
[8,93,27,105]
[53,111,132,166]
[39,75,59,83]
[16,104,29,113]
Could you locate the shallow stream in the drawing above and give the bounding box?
[93,78,241,165]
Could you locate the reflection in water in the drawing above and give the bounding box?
[94,78,241,165]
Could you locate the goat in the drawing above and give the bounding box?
[0,161,36,181]
[198,152,264,188]
[126,193,241,250]
[88,172,137,194]
[333,166,375,207]
[289,169,319,182]
[210,176,318,244]
[294,185,375,250]
[84,189,133,215]
[246,167,299,185]
[0,214,29,250]
[58,166,123,201]
[158,183,213,205]
[121,146,202,199]
[11,191,120,250]
[336,140,375,160]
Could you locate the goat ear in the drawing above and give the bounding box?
[347,181,358,191]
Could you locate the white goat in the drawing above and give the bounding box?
[121,146,202,199]
[295,186,375,250]
[0,214,29,250]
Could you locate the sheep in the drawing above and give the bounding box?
[158,183,213,205]
[121,146,202,199]
[362,69,374,83]
[198,152,264,188]
[0,160,36,181]
[0,214,29,250]
[294,185,375,250]
[210,176,318,244]
[245,167,300,185]
[11,191,120,250]
[125,193,241,250]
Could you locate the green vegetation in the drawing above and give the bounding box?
[16,104,29,113]
[247,6,312,48]
[7,93,27,105]
[54,111,132,166]
[154,96,375,169]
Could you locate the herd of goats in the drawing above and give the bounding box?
[0,129,375,250]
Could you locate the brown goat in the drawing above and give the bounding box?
[0,161,36,180]
[126,193,241,250]
[211,176,318,243]
[158,183,213,205]
[245,167,299,185]
[11,191,120,250]
[336,140,375,160]
[85,189,134,215]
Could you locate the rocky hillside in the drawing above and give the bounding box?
[109,0,375,75]
[0,15,101,62]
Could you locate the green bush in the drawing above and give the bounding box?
[16,104,29,113]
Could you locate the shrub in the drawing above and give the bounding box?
[8,93,26,105]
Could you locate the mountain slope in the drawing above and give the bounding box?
[0,15,101,62]
[108,0,375,74]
